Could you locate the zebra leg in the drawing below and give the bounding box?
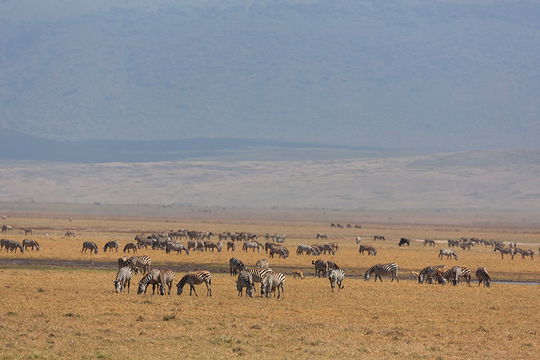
[127,279,130,293]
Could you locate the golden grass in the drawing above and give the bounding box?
[0,268,538,360]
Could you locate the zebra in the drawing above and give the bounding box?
[261,271,285,299]
[2,239,24,253]
[65,231,76,237]
[255,258,269,268]
[475,267,491,287]
[236,271,254,298]
[103,240,119,253]
[438,249,458,260]
[398,238,410,247]
[137,269,161,294]
[446,266,462,286]
[424,239,436,247]
[296,244,315,255]
[443,266,471,286]
[204,241,223,252]
[493,246,513,259]
[22,239,40,251]
[415,265,447,284]
[328,269,345,292]
[176,270,212,296]
[359,244,377,256]
[374,235,385,241]
[22,227,33,235]
[117,257,129,268]
[126,255,151,274]
[113,266,133,293]
[316,233,328,240]
[165,242,190,255]
[364,263,399,282]
[514,248,534,260]
[226,241,236,251]
[245,267,273,296]
[242,241,260,252]
[321,243,337,255]
[81,241,98,254]
[229,257,245,276]
[123,243,137,253]
[158,269,176,295]
[312,259,328,277]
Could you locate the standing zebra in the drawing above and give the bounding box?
[229,258,245,276]
[359,244,377,256]
[158,269,176,295]
[261,271,285,299]
[137,269,161,294]
[494,246,513,259]
[438,249,458,260]
[81,241,98,254]
[364,263,399,282]
[176,270,212,296]
[424,239,436,247]
[236,271,254,298]
[328,269,345,292]
[475,267,491,287]
[113,266,133,293]
[126,255,151,274]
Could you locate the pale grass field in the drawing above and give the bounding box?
[0,214,539,359]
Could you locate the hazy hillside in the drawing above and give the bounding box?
[1,149,539,212]
[1,0,539,152]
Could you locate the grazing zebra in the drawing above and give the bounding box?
[226,241,236,251]
[229,257,245,276]
[443,266,471,286]
[204,241,223,252]
[255,258,269,268]
[364,263,399,282]
[137,269,161,294]
[236,271,254,298]
[261,271,285,299]
[81,241,98,254]
[296,244,315,255]
[245,267,273,296]
[438,249,458,260]
[446,266,462,286]
[398,238,410,247]
[22,239,40,251]
[103,240,119,253]
[328,269,345,292]
[475,267,491,287]
[416,265,447,284]
[242,241,261,252]
[358,244,377,256]
[158,269,176,295]
[126,255,151,274]
[493,246,513,259]
[424,239,436,247]
[514,248,534,260]
[312,259,328,277]
[123,243,137,253]
[176,270,212,296]
[1,239,24,253]
[292,270,304,279]
[113,266,133,293]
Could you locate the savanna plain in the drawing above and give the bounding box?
[1,214,539,359]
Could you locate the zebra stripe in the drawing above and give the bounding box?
[475,267,491,287]
[328,269,345,292]
[176,270,212,296]
[114,266,133,293]
[438,249,458,260]
[126,255,151,274]
[443,266,471,286]
[158,269,176,295]
[417,265,447,284]
[246,268,273,296]
[364,263,399,282]
[261,271,285,299]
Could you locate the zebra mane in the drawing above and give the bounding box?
[177,274,190,288]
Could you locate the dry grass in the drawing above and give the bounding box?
[0,214,539,359]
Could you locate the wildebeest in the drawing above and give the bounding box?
[165,242,190,255]
[312,259,328,277]
[359,244,377,256]
[22,239,40,251]
[398,238,410,247]
[103,240,119,252]
[123,243,137,253]
[269,245,289,258]
[65,231,76,237]
[81,241,98,254]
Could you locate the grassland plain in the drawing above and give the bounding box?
[0,214,539,359]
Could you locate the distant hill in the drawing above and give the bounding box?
[1,148,539,213]
[0,129,391,162]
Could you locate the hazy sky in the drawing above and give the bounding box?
[1,0,539,152]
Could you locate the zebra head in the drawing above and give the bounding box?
[113,280,122,293]
[363,270,371,281]
[137,282,147,294]
[176,283,184,295]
